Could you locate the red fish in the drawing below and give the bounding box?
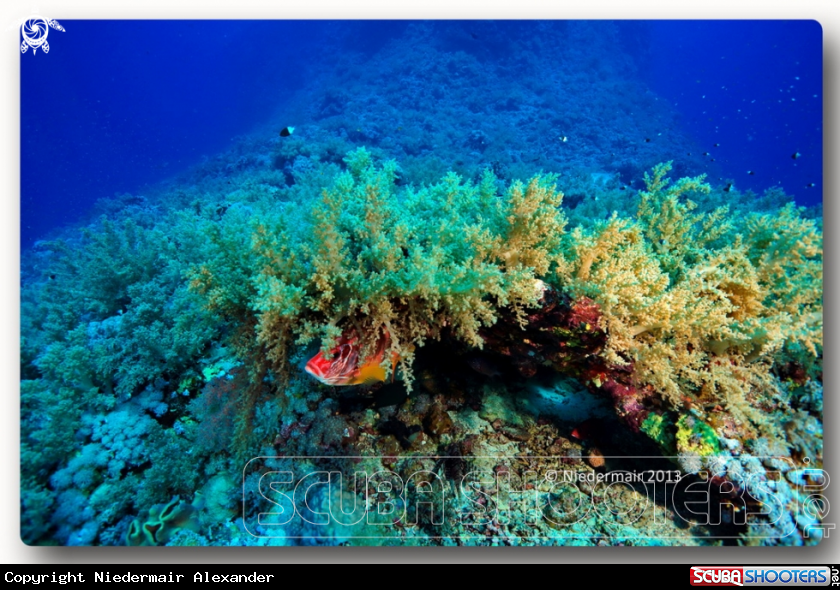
[570,418,600,441]
[305,330,398,386]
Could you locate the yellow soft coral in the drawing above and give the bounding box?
[190,151,820,449]
[556,162,822,438]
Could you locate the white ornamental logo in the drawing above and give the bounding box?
[20,16,65,55]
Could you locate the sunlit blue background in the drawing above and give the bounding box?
[21,20,821,247]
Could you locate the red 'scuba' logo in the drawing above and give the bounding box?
[691,567,744,587]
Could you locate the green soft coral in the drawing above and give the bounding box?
[201,147,567,389]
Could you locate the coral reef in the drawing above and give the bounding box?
[20,147,822,547]
[19,21,822,547]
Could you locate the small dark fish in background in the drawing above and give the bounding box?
[703,152,710,156]
[571,418,603,442]
[465,354,501,378]
[644,137,651,143]
[792,152,801,159]
[747,170,755,175]
[723,183,733,192]
[714,143,721,147]
[279,126,295,137]
[806,182,816,188]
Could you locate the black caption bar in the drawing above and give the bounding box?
[4,569,278,584]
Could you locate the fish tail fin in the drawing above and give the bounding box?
[357,364,386,386]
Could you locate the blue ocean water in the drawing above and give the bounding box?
[21,20,821,247]
[21,20,326,245]
[643,21,822,205]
